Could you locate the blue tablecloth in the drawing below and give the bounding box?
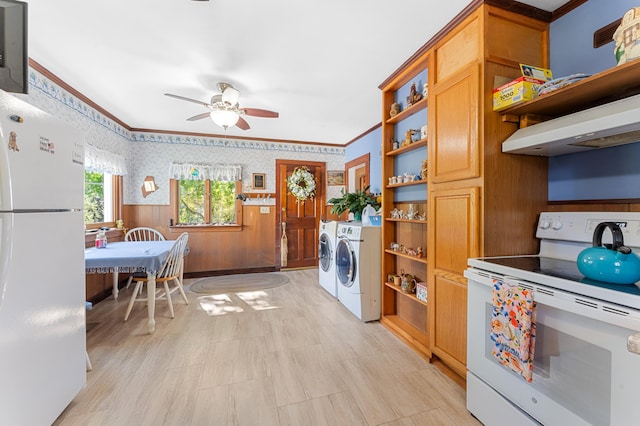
[85,241,176,274]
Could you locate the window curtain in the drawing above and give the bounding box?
[85,145,127,175]
[169,163,242,182]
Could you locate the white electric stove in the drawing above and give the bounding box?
[466,212,640,426]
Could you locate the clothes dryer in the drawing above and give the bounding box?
[318,220,339,297]
[335,223,381,321]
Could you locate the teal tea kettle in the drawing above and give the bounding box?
[577,222,640,285]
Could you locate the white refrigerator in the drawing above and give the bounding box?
[0,90,86,424]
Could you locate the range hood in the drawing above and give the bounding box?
[502,93,640,156]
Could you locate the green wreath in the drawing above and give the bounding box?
[287,167,316,202]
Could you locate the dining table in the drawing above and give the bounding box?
[85,240,180,334]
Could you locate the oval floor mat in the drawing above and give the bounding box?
[188,272,289,294]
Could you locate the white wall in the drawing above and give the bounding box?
[127,136,345,204]
[548,0,640,201]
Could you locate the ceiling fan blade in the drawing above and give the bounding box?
[165,93,211,107]
[186,112,211,121]
[241,108,279,118]
[236,117,251,130]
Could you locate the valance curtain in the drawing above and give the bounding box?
[169,163,242,182]
[85,145,127,176]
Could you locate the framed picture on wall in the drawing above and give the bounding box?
[252,173,266,190]
[327,170,345,186]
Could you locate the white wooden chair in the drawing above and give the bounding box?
[124,232,189,321]
[123,227,166,290]
[125,227,166,243]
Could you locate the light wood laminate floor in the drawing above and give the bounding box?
[55,269,481,425]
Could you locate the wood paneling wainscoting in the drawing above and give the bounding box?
[122,203,277,273]
[86,203,278,302]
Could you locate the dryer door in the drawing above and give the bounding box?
[336,238,356,288]
[318,233,333,272]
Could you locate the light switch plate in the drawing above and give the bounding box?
[260,206,270,214]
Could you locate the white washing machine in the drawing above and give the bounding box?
[318,220,339,297]
[335,222,381,321]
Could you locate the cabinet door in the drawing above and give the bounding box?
[428,186,479,376]
[430,64,480,184]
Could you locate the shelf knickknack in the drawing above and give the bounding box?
[287,166,316,204]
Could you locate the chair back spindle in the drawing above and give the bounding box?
[125,227,165,242]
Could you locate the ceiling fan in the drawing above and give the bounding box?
[164,82,279,130]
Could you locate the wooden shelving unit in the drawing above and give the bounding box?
[502,59,640,120]
[384,249,428,264]
[385,179,427,189]
[385,218,428,224]
[386,138,428,157]
[377,4,551,380]
[384,282,428,307]
[386,97,428,125]
[380,52,430,360]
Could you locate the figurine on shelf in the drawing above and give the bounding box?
[421,159,428,180]
[407,204,417,219]
[407,81,423,106]
[614,7,640,65]
[403,129,417,146]
[390,102,401,117]
[416,246,423,258]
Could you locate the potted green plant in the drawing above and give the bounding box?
[328,186,380,221]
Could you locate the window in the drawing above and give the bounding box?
[84,145,126,227]
[84,171,114,224]
[177,179,240,225]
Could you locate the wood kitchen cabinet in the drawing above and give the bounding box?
[428,186,479,369]
[380,3,550,378]
[431,64,480,184]
[428,5,549,378]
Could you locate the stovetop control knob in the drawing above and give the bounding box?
[552,221,563,230]
[540,219,551,229]
[628,333,640,356]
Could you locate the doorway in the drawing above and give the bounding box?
[276,160,326,269]
[345,153,370,192]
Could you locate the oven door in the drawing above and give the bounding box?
[466,267,640,426]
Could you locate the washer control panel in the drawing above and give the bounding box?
[337,224,361,240]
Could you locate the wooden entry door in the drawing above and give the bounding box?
[276,160,325,269]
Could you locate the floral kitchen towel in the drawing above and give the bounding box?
[490,279,536,383]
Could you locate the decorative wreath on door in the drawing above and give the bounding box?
[287,166,316,203]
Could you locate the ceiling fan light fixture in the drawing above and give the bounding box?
[210,110,239,128]
[221,86,240,106]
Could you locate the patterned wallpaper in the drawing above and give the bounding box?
[17,68,346,205]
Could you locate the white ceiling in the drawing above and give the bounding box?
[26,0,570,145]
